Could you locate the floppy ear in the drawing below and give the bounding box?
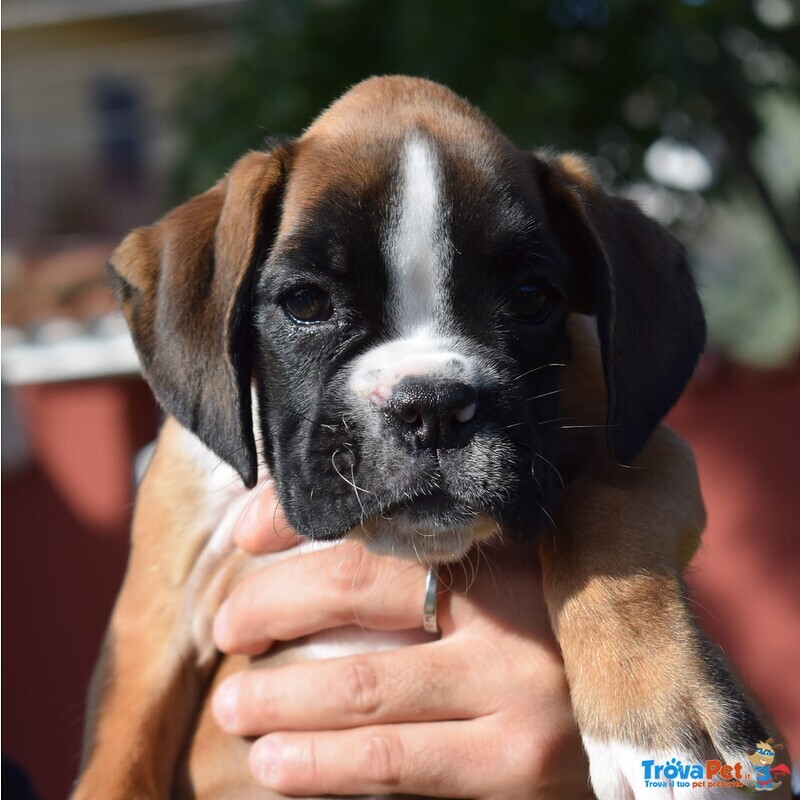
[107,146,293,487]
[533,151,706,463]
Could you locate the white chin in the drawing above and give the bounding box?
[348,512,499,563]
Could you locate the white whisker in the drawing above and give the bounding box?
[512,363,568,383]
[534,451,565,488]
[525,388,564,402]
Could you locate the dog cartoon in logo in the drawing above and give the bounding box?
[747,738,790,792]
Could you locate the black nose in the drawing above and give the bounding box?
[388,379,479,450]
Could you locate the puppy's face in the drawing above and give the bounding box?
[256,133,572,559]
[108,76,705,562]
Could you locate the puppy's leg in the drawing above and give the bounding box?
[541,427,788,800]
[73,419,251,799]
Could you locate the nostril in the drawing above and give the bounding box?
[387,380,480,450]
[396,406,422,425]
[453,402,477,424]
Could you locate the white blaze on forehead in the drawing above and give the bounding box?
[348,136,489,405]
[386,135,451,335]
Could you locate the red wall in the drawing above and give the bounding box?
[2,378,159,800]
[2,365,798,798]
[669,364,800,758]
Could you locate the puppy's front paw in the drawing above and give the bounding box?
[555,572,779,800]
[539,428,790,798]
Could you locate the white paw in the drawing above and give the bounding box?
[583,737,754,800]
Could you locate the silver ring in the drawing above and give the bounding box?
[422,566,440,634]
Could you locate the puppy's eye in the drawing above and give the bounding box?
[282,286,334,323]
[507,282,558,323]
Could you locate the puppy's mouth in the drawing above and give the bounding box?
[349,490,500,562]
[388,490,472,523]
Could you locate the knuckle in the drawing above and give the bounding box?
[361,731,403,786]
[343,658,381,717]
[303,735,321,789]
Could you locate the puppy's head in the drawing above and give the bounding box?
[109,76,705,561]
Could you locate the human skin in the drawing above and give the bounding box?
[212,484,593,799]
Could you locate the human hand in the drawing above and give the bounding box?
[212,484,592,799]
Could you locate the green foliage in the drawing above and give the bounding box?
[175,0,798,195]
[698,197,800,367]
[174,0,800,365]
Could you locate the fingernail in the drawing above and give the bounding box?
[212,676,239,731]
[213,601,231,650]
[251,737,280,786]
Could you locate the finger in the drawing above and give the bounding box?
[234,481,300,555]
[213,542,431,655]
[248,721,494,797]
[213,639,489,735]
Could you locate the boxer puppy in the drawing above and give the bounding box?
[74,76,780,799]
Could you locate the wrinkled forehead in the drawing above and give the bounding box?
[277,133,398,239]
[280,124,534,222]
[276,129,556,278]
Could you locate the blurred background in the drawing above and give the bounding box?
[2,0,799,797]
